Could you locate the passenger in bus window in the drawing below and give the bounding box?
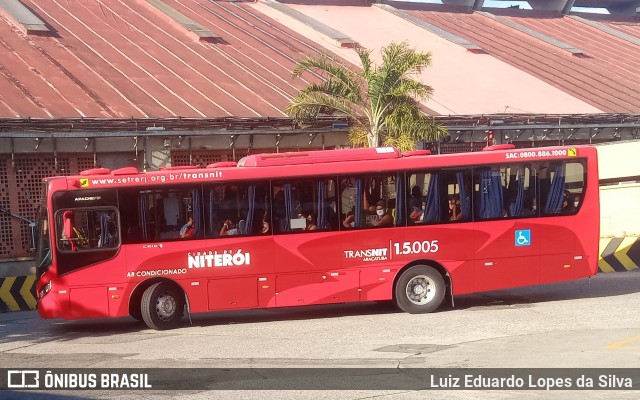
[179,216,195,238]
[409,201,425,223]
[562,190,575,213]
[411,185,422,202]
[261,213,271,234]
[343,207,356,228]
[369,200,394,227]
[220,218,240,236]
[305,212,318,231]
[572,193,581,210]
[449,195,462,221]
[362,189,380,225]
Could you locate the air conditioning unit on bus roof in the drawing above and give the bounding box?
[78,166,141,176]
[206,161,238,168]
[79,168,111,176]
[237,147,403,167]
[483,144,516,151]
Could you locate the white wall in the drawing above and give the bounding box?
[600,183,640,237]
[595,140,640,238]
[596,139,640,181]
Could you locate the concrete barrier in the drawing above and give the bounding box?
[599,236,640,272]
[0,275,36,312]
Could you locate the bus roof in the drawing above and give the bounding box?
[48,145,597,191]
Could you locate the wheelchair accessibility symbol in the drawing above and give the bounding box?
[515,230,531,246]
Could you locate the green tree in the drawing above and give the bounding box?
[285,41,447,151]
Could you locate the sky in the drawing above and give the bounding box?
[386,0,610,14]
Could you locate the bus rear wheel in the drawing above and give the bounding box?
[141,282,184,330]
[395,265,445,314]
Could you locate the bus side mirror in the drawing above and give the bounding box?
[28,222,37,252]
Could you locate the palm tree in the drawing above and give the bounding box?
[285,41,447,151]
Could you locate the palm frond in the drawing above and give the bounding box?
[384,105,448,148]
[291,54,363,104]
[356,47,374,81]
[387,79,433,101]
[347,126,369,148]
[381,41,432,76]
[287,41,440,149]
[285,91,359,122]
[383,133,417,152]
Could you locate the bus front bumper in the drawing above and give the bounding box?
[37,290,66,319]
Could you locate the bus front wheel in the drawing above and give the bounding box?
[395,265,445,314]
[141,282,184,330]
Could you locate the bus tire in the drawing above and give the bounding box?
[141,282,184,330]
[395,265,445,314]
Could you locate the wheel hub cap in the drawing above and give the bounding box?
[406,275,436,305]
[156,293,176,320]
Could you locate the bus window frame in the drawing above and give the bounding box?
[338,173,398,231]
[55,207,121,254]
[537,159,587,217]
[270,176,339,235]
[35,204,52,277]
[405,167,473,226]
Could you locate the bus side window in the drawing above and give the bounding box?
[539,161,585,216]
[475,167,506,220]
[271,177,337,233]
[56,209,119,251]
[118,187,201,242]
[409,172,442,224]
[409,170,471,225]
[207,182,269,237]
[61,210,76,251]
[97,211,117,248]
[408,179,426,224]
[442,171,467,223]
[503,165,531,218]
[156,189,198,240]
[474,165,534,221]
[340,174,395,229]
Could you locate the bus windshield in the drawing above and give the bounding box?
[35,204,52,278]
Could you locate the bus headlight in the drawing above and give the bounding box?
[39,281,52,299]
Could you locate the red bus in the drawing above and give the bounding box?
[35,145,599,330]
